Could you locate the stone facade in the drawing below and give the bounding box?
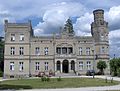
[4,9,109,78]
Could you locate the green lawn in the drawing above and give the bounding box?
[0,78,119,90]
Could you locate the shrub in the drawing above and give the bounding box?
[57,76,62,81]
[41,76,46,82]
[46,77,50,82]
[41,76,50,82]
[0,70,3,77]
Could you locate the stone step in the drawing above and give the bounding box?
[55,73,77,77]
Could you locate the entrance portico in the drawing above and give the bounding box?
[55,59,76,74]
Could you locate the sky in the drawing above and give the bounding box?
[0,0,120,58]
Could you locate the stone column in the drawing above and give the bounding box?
[69,61,71,73]
[60,62,62,73]
[55,62,56,72]
[75,62,78,75]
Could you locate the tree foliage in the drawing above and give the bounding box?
[97,60,107,75]
[110,58,120,76]
[0,40,4,72]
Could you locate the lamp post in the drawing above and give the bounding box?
[92,49,95,78]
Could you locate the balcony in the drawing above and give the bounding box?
[55,54,76,59]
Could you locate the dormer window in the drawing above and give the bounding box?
[11,34,15,41]
[20,34,24,41]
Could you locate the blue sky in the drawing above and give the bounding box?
[0,0,120,58]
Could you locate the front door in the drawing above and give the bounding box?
[63,60,69,73]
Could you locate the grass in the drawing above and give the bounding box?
[0,78,119,90]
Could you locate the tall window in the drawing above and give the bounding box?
[45,62,49,71]
[10,62,14,71]
[86,47,90,55]
[10,47,15,55]
[20,34,24,41]
[35,62,40,70]
[62,47,67,54]
[79,47,82,55]
[35,47,40,55]
[79,61,83,70]
[56,47,61,54]
[101,47,105,53]
[68,47,73,54]
[87,61,91,70]
[11,34,15,41]
[44,47,48,55]
[19,62,24,71]
[19,47,24,55]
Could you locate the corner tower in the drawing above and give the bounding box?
[91,9,109,42]
[91,9,109,74]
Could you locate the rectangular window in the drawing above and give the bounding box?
[68,47,73,54]
[56,47,61,54]
[19,47,24,55]
[19,62,24,71]
[11,34,15,41]
[62,47,67,54]
[10,47,15,55]
[79,61,83,70]
[20,34,24,41]
[44,47,48,55]
[35,47,40,55]
[87,61,91,70]
[45,62,49,71]
[79,47,82,55]
[101,47,105,53]
[86,47,90,55]
[10,62,14,71]
[35,62,40,70]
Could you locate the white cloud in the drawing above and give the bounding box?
[34,2,86,35]
[73,13,93,36]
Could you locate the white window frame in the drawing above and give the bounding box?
[19,47,24,55]
[20,34,24,41]
[44,47,48,55]
[45,62,49,71]
[79,61,83,70]
[11,34,15,41]
[87,61,91,70]
[35,47,40,55]
[35,62,40,70]
[10,62,14,71]
[19,62,24,71]
[79,47,82,55]
[11,47,15,55]
[86,47,90,55]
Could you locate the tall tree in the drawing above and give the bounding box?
[97,60,107,75]
[0,40,4,72]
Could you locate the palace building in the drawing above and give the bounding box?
[4,9,109,78]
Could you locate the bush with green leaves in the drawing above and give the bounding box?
[0,70,2,77]
[110,58,120,76]
[57,76,62,81]
[41,76,50,82]
[97,60,107,75]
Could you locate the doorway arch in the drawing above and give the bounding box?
[63,60,69,73]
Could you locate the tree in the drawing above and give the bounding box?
[0,39,4,72]
[97,60,107,75]
[110,58,120,76]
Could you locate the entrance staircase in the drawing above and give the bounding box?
[55,72,77,77]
